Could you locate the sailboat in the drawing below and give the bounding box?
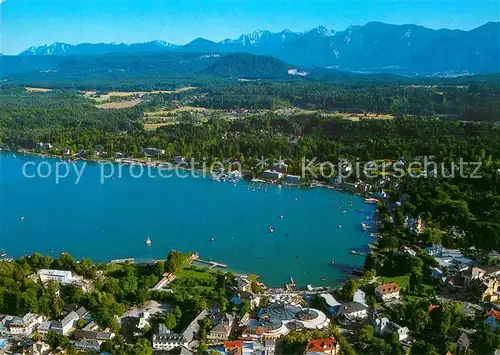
[145,236,152,246]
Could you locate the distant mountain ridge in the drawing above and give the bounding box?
[17,21,500,74]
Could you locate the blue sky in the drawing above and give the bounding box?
[1,0,499,54]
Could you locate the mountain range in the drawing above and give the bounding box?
[17,22,500,74]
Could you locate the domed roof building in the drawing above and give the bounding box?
[258,301,330,337]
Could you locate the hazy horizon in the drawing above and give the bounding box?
[2,0,499,55]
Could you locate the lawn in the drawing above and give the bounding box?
[169,265,219,297]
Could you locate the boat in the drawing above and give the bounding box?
[20,216,25,221]
[268,226,274,233]
[350,249,367,256]
[145,236,152,246]
[364,197,379,204]
[361,222,369,231]
[338,225,342,228]
[330,259,336,265]
[342,210,347,213]
[321,276,328,282]
[279,215,284,220]
[1,250,6,257]
[210,237,215,242]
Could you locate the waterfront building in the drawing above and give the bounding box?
[143,147,166,156]
[234,276,252,292]
[34,269,91,292]
[260,170,283,180]
[285,174,301,183]
[375,283,401,301]
[304,338,340,355]
[38,142,53,150]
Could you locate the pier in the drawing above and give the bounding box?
[192,258,228,269]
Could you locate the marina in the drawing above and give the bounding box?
[0,152,376,287]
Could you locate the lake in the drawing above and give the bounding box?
[0,152,375,287]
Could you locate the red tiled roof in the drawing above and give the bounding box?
[224,341,242,350]
[486,310,500,321]
[306,338,337,352]
[428,304,440,313]
[376,282,401,295]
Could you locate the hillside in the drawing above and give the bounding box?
[200,53,293,78]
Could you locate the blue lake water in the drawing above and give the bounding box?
[0,152,375,287]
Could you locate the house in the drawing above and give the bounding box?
[5,313,44,336]
[37,321,55,339]
[224,341,243,355]
[143,147,166,156]
[208,312,234,343]
[304,338,340,355]
[335,302,368,320]
[485,310,500,329]
[454,331,470,355]
[235,276,252,292]
[173,156,186,164]
[137,312,151,330]
[182,310,208,345]
[284,174,301,184]
[373,317,409,341]
[51,311,80,335]
[73,329,115,342]
[375,283,401,301]
[260,170,283,180]
[27,341,51,355]
[239,291,261,310]
[353,290,368,307]
[480,278,500,302]
[271,160,288,173]
[73,329,115,352]
[241,323,266,340]
[74,339,101,352]
[152,324,186,350]
[38,142,53,150]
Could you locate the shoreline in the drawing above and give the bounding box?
[2,150,379,287]
[4,149,382,200]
